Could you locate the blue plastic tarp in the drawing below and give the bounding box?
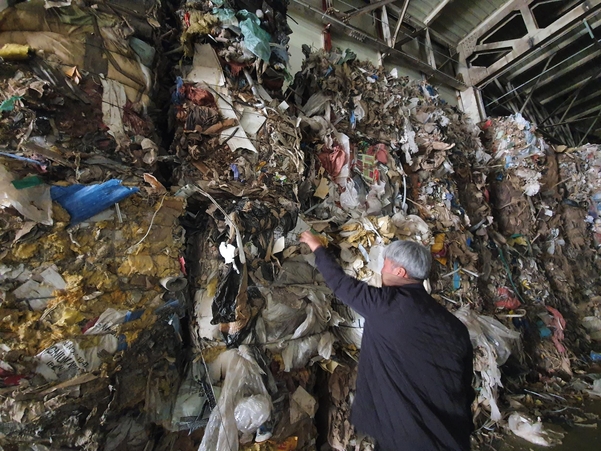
[50,180,139,224]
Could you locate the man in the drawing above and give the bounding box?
[300,232,474,451]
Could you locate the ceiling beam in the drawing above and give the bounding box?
[506,15,601,81]
[289,0,466,90]
[425,28,437,69]
[424,0,453,25]
[388,3,456,49]
[566,103,601,122]
[530,47,601,90]
[539,77,594,105]
[380,5,393,47]
[468,0,601,86]
[391,0,410,45]
[458,0,538,51]
[520,4,538,34]
[472,40,519,52]
[554,86,601,115]
[344,0,398,20]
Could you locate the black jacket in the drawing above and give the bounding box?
[315,247,474,451]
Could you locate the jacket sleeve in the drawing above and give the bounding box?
[314,246,387,318]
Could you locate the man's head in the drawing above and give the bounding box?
[381,240,432,285]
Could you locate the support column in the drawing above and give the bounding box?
[459,87,485,123]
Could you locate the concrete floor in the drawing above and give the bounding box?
[498,399,601,451]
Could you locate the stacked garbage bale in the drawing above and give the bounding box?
[479,114,601,445]
[2,1,601,451]
[0,1,188,450]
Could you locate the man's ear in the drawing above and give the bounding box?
[394,266,407,278]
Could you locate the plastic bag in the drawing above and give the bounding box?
[199,346,271,451]
[455,307,521,421]
[35,335,120,381]
[50,180,139,225]
[318,331,335,360]
[508,412,564,446]
[239,14,271,62]
[456,308,521,366]
[366,180,386,216]
[281,335,319,372]
[261,290,306,342]
[170,361,212,431]
[234,394,271,434]
[340,179,360,211]
[263,285,340,371]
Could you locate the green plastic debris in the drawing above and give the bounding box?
[338,49,357,65]
[12,176,44,190]
[0,96,22,112]
[130,37,156,67]
[239,13,271,62]
[213,8,238,27]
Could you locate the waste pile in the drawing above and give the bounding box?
[0,1,188,450]
[1,1,601,451]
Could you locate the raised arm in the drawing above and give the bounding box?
[301,231,387,318]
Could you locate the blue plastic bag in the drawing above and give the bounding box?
[50,179,139,224]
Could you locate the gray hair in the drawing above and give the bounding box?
[383,240,432,280]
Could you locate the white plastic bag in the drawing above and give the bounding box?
[84,308,128,335]
[318,331,335,360]
[455,307,521,421]
[35,335,119,381]
[508,412,564,446]
[281,335,319,372]
[199,346,271,451]
[475,314,522,366]
[234,394,271,434]
[340,179,360,211]
[456,307,521,366]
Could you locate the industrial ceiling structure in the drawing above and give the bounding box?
[289,0,601,145]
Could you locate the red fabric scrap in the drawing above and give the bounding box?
[368,143,388,164]
[179,256,188,276]
[323,24,332,52]
[495,287,521,310]
[2,375,26,386]
[318,143,347,178]
[545,305,567,354]
[480,119,492,130]
[82,317,99,334]
[228,61,247,77]
[184,85,216,107]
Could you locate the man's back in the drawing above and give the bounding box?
[313,247,474,451]
[353,284,474,451]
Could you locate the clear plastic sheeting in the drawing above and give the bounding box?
[199,346,271,451]
[455,307,521,421]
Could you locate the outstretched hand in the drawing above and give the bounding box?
[300,230,323,252]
